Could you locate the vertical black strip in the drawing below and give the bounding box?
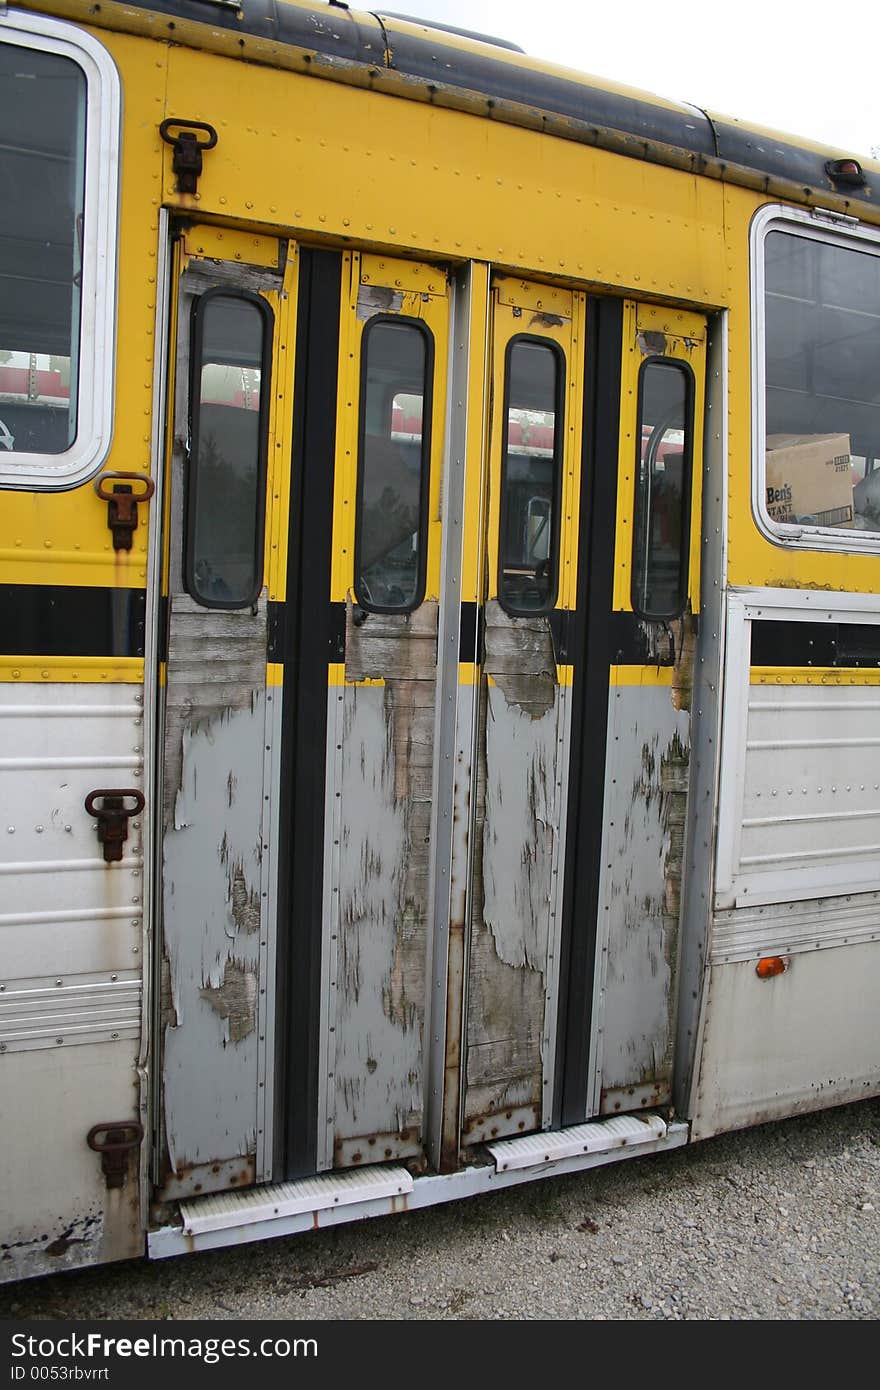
[275,248,343,1179]
[553,296,624,1127]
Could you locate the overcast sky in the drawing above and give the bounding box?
[358,0,878,157]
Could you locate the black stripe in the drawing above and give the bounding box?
[548,608,573,666]
[0,584,145,659]
[275,247,343,1180]
[554,296,624,1127]
[459,601,480,665]
[328,601,346,662]
[751,619,880,669]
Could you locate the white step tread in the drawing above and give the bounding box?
[179,1164,414,1235]
[487,1113,667,1172]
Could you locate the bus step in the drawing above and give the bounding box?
[487,1113,668,1172]
[177,1164,414,1237]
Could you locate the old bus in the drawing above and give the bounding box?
[1,0,878,1280]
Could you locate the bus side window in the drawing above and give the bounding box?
[631,358,694,621]
[185,289,273,609]
[354,316,433,613]
[498,337,564,615]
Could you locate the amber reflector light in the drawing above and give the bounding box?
[756,956,786,979]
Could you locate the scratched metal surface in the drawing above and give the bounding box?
[326,601,438,1165]
[158,596,267,1196]
[594,682,691,1113]
[463,604,564,1142]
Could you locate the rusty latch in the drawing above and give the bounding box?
[85,789,146,863]
[159,118,218,195]
[87,1122,144,1190]
[93,471,155,551]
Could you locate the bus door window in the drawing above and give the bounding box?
[185,288,273,609]
[354,316,433,613]
[631,357,694,621]
[498,336,564,614]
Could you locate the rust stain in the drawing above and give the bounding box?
[199,957,257,1042]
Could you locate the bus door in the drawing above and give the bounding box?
[317,252,450,1171]
[461,277,586,1146]
[559,300,706,1124]
[157,228,294,1199]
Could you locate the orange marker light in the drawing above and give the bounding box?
[756,956,787,979]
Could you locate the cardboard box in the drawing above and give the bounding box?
[765,433,853,528]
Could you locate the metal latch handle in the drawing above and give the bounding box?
[93,471,155,552]
[87,1122,144,1190]
[85,788,145,864]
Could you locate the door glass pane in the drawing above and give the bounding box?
[356,318,431,612]
[499,338,561,613]
[188,292,271,608]
[0,44,85,454]
[632,359,691,620]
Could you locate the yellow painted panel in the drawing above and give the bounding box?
[612,301,641,612]
[264,249,299,601]
[458,661,479,685]
[559,292,587,612]
[162,44,728,306]
[751,667,880,686]
[610,664,675,687]
[182,225,279,267]
[330,253,359,603]
[266,662,285,687]
[360,254,447,297]
[0,657,144,684]
[326,664,384,688]
[636,302,706,340]
[459,263,491,604]
[494,279,574,316]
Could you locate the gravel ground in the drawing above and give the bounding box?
[2,1100,878,1321]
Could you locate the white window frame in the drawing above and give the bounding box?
[751,203,880,556]
[0,11,120,490]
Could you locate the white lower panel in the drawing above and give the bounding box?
[693,939,880,1140]
[0,1040,144,1281]
[0,684,145,1281]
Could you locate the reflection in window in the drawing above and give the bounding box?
[0,43,85,453]
[499,338,562,613]
[632,359,692,620]
[187,291,272,608]
[765,230,880,533]
[355,318,431,612]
